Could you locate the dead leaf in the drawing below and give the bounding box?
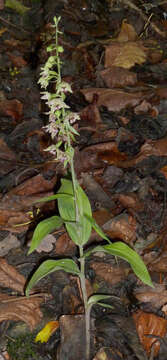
[133,310,167,356]
[0,233,20,256]
[55,232,76,256]
[35,321,59,343]
[35,234,56,253]
[112,193,144,212]
[104,42,147,69]
[0,0,4,10]
[116,21,138,42]
[81,88,144,112]
[0,99,23,121]
[90,261,127,285]
[0,257,26,293]
[134,284,167,309]
[103,213,137,245]
[7,52,27,68]
[8,173,57,196]
[100,66,137,88]
[0,293,43,330]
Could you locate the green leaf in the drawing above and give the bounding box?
[34,193,74,204]
[5,0,30,14]
[87,294,112,306]
[58,179,92,246]
[96,303,114,309]
[86,215,111,244]
[26,259,80,296]
[85,242,153,287]
[28,216,63,254]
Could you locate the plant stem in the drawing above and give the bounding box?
[79,246,91,360]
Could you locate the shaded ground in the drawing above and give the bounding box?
[1,0,167,359]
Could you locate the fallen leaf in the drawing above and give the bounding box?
[103,213,137,245]
[0,99,23,121]
[35,234,57,253]
[104,42,147,69]
[81,88,144,112]
[35,321,59,343]
[134,284,167,309]
[117,21,138,42]
[0,258,26,293]
[0,293,43,330]
[133,310,167,356]
[100,66,137,88]
[90,261,127,285]
[0,233,20,256]
[7,52,27,68]
[55,232,76,256]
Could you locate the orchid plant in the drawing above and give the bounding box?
[26,16,153,360]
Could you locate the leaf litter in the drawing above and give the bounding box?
[1,0,167,359]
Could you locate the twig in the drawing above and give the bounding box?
[120,0,167,38]
[0,15,31,34]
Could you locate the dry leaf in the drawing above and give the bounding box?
[0,293,43,330]
[134,284,167,309]
[117,21,138,42]
[81,88,144,112]
[133,310,167,356]
[0,233,20,256]
[100,66,137,88]
[103,213,137,245]
[104,42,147,69]
[0,258,26,293]
[0,99,23,121]
[90,261,127,285]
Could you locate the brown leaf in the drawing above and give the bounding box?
[0,258,26,293]
[7,52,27,68]
[90,261,128,285]
[8,173,57,196]
[81,88,144,112]
[112,193,144,212]
[0,99,23,121]
[116,21,138,42]
[55,232,76,256]
[104,42,147,69]
[103,213,137,245]
[133,310,167,356]
[134,284,167,309]
[100,66,137,88]
[0,294,43,330]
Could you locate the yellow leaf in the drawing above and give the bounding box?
[35,321,59,343]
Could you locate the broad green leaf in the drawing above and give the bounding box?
[34,193,74,204]
[87,294,112,306]
[58,179,92,246]
[28,216,63,254]
[5,0,30,14]
[84,242,153,287]
[26,259,80,296]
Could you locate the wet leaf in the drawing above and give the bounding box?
[35,321,59,343]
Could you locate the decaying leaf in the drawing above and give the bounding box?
[133,310,167,356]
[0,233,20,256]
[134,284,167,309]
[90,261,128,285]
[104,42,147,69]
[102,213,137,245]
[0,293,43,330]
[0,257,26,293]
[0,99,23,121]
[116,21,138,42]
[80,88,144,112]
[100,66,137,88]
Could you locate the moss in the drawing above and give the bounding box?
[7,332,38,360]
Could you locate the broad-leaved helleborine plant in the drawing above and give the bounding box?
[26,16,153,360]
